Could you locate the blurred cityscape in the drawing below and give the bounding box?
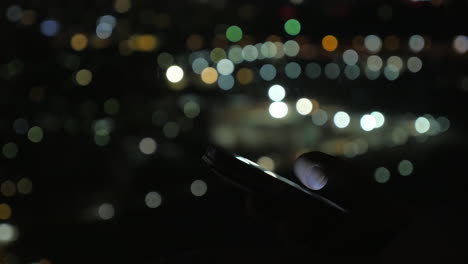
[0,0,467,263]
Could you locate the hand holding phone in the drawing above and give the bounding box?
[202,145,348,214]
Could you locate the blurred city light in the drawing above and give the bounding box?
[284,19,301,36]
[269,102,289,119]
[226,25,243,42]
[364,35,382,53]
[333,111,351,128]
[374,167,390,183]
[398,160,414,176]
[145,191,162,208]
[268,85,286,101]
[322,35,338,52]
[166,65,184,83]
[190,180,208,197]
[415,117,430,133]
[360,114,377,131]
[296,98,313,115]
[371,111,385,128]
[98,203,115,220]
[342,49,358,65]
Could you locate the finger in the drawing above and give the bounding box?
[294,158,328,190]
[294,151,344,191]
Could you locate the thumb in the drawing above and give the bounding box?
[293,151,375,213]
[294,151,352,192]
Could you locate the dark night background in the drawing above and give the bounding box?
[0,0,467,263]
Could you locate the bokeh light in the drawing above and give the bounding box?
[296,98,313,115]
[192,57,208,74]
[17,178,33,194]
[360,114,377,131]
[236,68,254,85]
[201,67,218,84]
[217,75,235,90]
[364,35,382,53]
[284,19,301,36]
[384,65,400,81]
[324,63,340,79]
[260,42,277,58]
[0,204,12,220]
[114,0,132,13]
[96,22,113,39]
[407,57,423,73]
[283,40,300,57]
[166,65,184,83]
[163,122,180,138]
[27,126,44,143]
[322,35,338,52]
[367,55,383,71]
[268,84,286,101]
[2,143,18,159]
[409,34,425,53]
[13,118,29,135]
[0,223,17,243]
[415,116,430,133]
[226,25,243,42]
[333,111,350,128]
[216,59,234,75]
[344,65,360,80]
[70,34,88,51]
[183,101,201,118]
[312,109,328,126]
[75,69,92,86]
[374,167,391,183]
[6,5,23,22]
[145,191,162,208]
[387,56,404,71]
[98,203,114,220]
[228,46,244,64]
[242,45,258,61]
[40,20,60,37]
[269,102,288,119]
[190,179,208,197]
[453,35,468,54]
[1,181,16,197]
[210,48,227,63]
[139,137,157,155]
[305,63,321,79]
[284,62,301,79]
[342,49,358,65]
[257,156,275,171]
[259,64,277,81]
[371,111,385,128]
[398,160,414,176]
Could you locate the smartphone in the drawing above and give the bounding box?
[202,144,348,214]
